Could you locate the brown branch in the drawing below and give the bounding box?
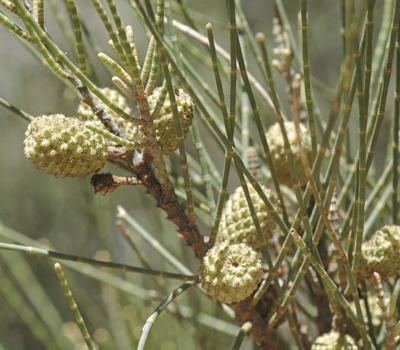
[130,150,207,260]
[67,75,125,137]
[91,173,141,194]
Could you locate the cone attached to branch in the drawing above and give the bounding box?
[23,114,107,177]
[77,87,140,141]
[311,331,358,350]
[77,86,194,155]
[148,87,194,155]
[265,121,312,187]
[216,183,279,251]
[358,225,400,280]
[200,242,263,304]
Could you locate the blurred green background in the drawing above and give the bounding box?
[0,1,389,349]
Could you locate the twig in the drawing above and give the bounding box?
[0,242,195,281]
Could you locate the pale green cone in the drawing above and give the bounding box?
[265,121,312,187]
[77,87,194,155]
[200,242,263,304]
[358,225,400,280]
[311,331,358,350]
[24,114,107,177]
[216,184,279,251]
[148,87,194,155]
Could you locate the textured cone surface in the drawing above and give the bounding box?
[77,87,141,141]
[148,87,194,155]
[216,184,279,251]
[311,331,358,350]
[200,242,263,304]
[24,114,107,177]
[359,225,400,280]
[265,121,312,187]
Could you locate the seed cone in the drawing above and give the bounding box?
[200,242,263,304]
[148,87,194,155]
[23,114,107,177]
[216,184,279,251]
[358,225,400,280]
[265,121,312,187]
[311,331,358,350]
[77,87,194,155]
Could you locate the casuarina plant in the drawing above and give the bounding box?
[1,0,400,349]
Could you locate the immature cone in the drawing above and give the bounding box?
[311,331,358,350]
[359,225,400,280]
[200,242,263,304]
[148,87,194,155]
[216,184,279,251]
[77,87,139,141]
[23,114,107,177]
[265,121,312,187]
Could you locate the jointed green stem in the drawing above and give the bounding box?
[0,242,195,281]
[0,0,17,14]
[145,0,164,95]
[97,52,133,84]
[14,0,138,124]
[0,269,54,347]
[64,0,89,74]
[300,0,318,159]
[117,206,192,275]
[2,252,71,348]
[54,263,96,350]
[32,0,44,28]
[206,22,233,245]
[137,281,195,350]
[90,0,128,68]
[355,0,400,271]
[0,96,33,121]
[106,0,151,121]
[0,9,31,41]
[190,120,216,211]
[393,15,400,224]
[290,230,373,348]
[160,68,196,225]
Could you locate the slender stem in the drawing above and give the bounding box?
[231,322,252,350]
[137,281,195,350]
[0,242,195,281]
[0,0,17,14]
[54,263,96,350]
[106,0,151,120]
[14,0,138,124]
[355,0,400,270]
[300,0,318,159]
[135,2,288,236]
[117,206,192,275]
[32,0,44,28]
[290,230,373,348]
[393,14,400,224]
[64,0,89,74]
[0,223,236,336]
[0,96,33,121]
[0,9,31,41]
[205,21,233,245]
[167,18,277,113]
[190,120,216,211]
[161,63,196,225]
